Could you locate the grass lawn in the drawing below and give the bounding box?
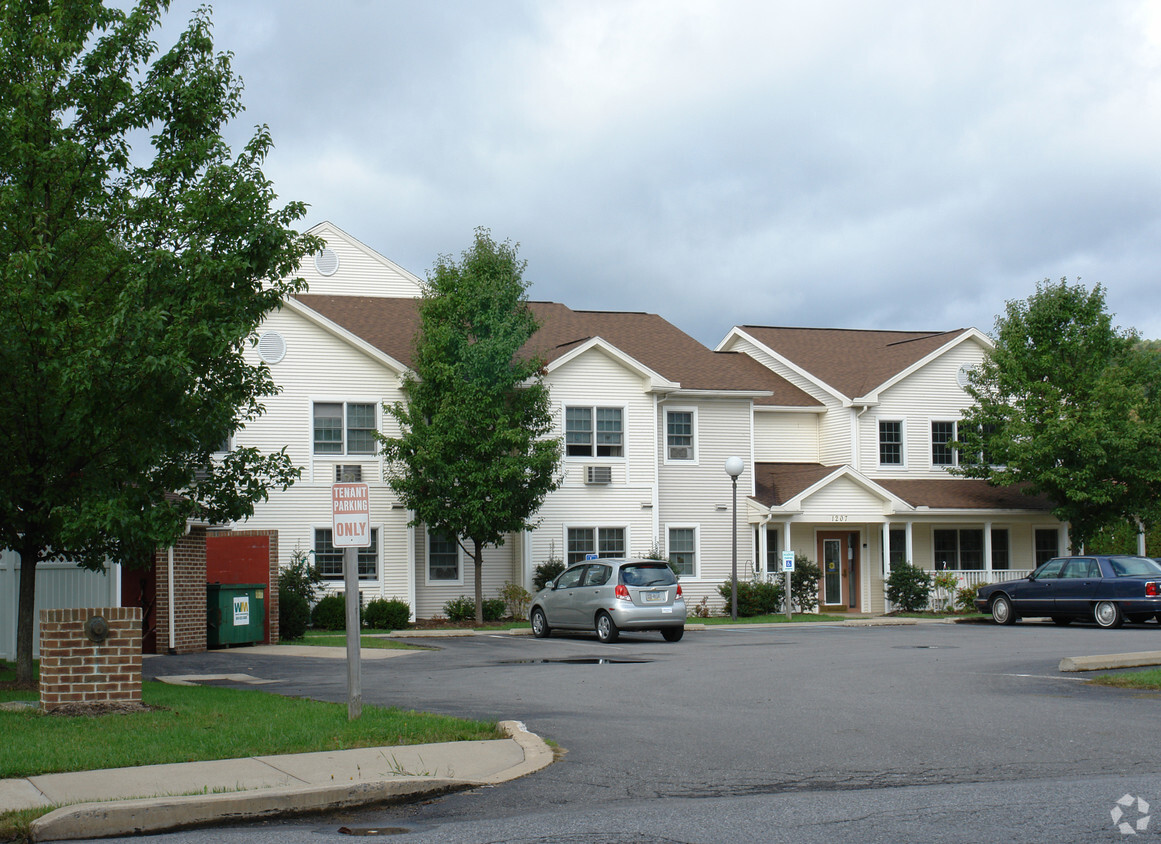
[296,631,428,649]
[1088,668,1161,690]
[0,658,502,839]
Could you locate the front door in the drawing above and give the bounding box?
[817,531,860,611]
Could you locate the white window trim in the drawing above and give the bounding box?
[877,418,906,468]
[562,524,630,565]
[929,417,960,470]
[663,407,698,465]
[312,524,382,585]
[311,397,380,458]
[562,402,628,462]
[424,527,464,586]
[665,523,701,580]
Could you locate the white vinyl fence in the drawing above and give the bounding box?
[0,549,120,660]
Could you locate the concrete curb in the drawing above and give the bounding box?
[27,722,554,842]
[1059,650,1161,673]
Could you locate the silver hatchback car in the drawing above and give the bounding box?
[529,558,687,643]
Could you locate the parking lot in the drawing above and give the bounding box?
[122,619,1161,843]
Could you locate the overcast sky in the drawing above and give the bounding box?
[158,0,1161,346]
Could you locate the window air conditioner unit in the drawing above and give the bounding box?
[335,464,362,483]
[585,465,612,485]
[668,446,693,461]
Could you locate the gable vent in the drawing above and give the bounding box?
[257,331,286,364]
[335,464,362,483]
[314,248,339,276]
[585,466,612,485]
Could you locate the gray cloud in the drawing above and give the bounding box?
[153,0,1161,343]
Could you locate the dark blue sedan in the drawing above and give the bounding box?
[974,555,1161,628]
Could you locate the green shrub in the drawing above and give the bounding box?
[364,598,411,630]
[499,582,532,620]
[483,598,506,622]
[533,559,565,591]
[717,579,785,616]
[790,556,822,613]
[311,593,356,630]
[886,563,932,612]
[279,547,325,641]
[443,596,476,622]
[279,591,310,641]
[956,584,982,612]
[931,571,960,611]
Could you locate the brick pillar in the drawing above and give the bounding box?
[39,607,142,712]
[153,526,208,654]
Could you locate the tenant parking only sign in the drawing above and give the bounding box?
[332,483,371,548]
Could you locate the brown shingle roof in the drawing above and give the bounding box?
[753,462,1054,511]
[738,326,973,399]
[295,295,820,406]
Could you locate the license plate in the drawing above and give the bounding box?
[644,591,664,603]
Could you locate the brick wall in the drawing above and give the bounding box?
[153,526,208,654]
[206,529,279,643]
[39,607,142,711]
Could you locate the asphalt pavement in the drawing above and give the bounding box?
[6,616,1161,842]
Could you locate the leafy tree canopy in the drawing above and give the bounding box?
[0,0,319,683]
[381,229,561,623]
[954,279,1161,550]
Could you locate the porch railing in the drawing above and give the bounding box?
[925,569,1032,612]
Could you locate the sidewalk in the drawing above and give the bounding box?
[1,720,554,842]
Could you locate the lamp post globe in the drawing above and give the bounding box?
[724,457,744,620]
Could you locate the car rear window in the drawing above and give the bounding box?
[620,563,677,587]
[1109,556,1161,577]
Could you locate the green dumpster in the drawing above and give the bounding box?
[207,583,265,647]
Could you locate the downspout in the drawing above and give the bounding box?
[168,522,194,655]
[852,405,870,468]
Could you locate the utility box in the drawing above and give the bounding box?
[207,583,265,647]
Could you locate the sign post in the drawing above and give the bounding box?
[781,550,795,622]
[332,483,370,720]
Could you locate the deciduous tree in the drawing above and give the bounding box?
[954,280,1161,551]
[381,230,561,624]
[0,1,318,684]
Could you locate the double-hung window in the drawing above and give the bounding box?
[427,531,460,582]
[313,527,378,581]
[314,402,377,455]
[931,421,957,467]
[666,410,695,462]
[566,527,625,565]
[565,406,623,457]
[879,420,903,466]
[933,528,984,570]
[667,527,697,578]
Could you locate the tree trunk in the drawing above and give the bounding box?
[15,539,42,687]
[473,538,484,625]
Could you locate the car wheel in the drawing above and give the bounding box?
[1094,601,1124,629]
[1051,616,1073,626]
[661,626,684,642]
[990,594,1016,626]
[530,607,551,639]
[595,611,619,643]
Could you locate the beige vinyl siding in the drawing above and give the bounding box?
[546,349,655,489]
[235,304,408,598]
[858,340,988,477]
[299,223,423,298]
[412,531,521,619]
[657,399,753,607]
[721,335,850,464]
[798,476,889,521]
[754,411,820,462]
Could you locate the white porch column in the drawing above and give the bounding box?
[757,522,767,581]
[983,521,993,573]
[882,522,892,577]
[904,521,914,566]
[1138,520,1147,556]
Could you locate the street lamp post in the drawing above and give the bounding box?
[724,456,745,621]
